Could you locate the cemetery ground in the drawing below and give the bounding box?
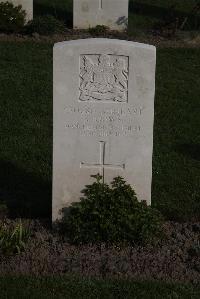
[0,0,200,47]
[33,0,200,40]
[0,43,199,221]
[0,1,200,298]
[33,0,199,32]
[0,42,199,296]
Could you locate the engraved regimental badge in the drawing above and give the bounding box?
[79,54,129,102]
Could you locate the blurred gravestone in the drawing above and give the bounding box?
[73,0,129,31]
[53,38,156,221]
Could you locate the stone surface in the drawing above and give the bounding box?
[53,38,156,221]
[2,0,33,22]
[73,0,129,31]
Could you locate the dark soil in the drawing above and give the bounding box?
[0,30,199,48]
[0,220,199,284]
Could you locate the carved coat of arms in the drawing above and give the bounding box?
[79,54,128,102]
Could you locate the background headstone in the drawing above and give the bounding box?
[2,0,33,22]
[53,39,156,221]
[74,0,129,31]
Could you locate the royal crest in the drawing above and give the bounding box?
[79,54,129,102]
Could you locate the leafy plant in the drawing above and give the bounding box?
[0,219,30,255]
[0,1,26,33]
[61,175,164,245]
[25,15,66,36]
[89,25,109,36]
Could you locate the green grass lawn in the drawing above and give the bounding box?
[128,0,200,32]
[33,0,200,31]
[34,0,73,27]
[0,276,199,299]
[0,42,199,221]
[0,42,52,218]
[153,48,200,221]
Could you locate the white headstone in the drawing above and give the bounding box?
[2,0,33,22]
[74,0,129,31]
[53,39,156,221]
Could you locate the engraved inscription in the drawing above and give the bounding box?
[64,105,143,137]
[79,54,129,102]
[81,2,89,12]
[80,141,125,182]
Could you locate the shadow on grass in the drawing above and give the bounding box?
[129,1,200,30]
[175,143,200,161]
[34,1,73,28]
[0,160,51,219]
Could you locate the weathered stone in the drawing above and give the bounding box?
[73,0,129,31]
[53,38,156,221]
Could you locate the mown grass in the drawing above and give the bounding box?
[0,276,199,299]
[129,0,200,31]
[34,0,73,27]
[0,42,52,218]
[153,48,200,221]
[0,42,199,221]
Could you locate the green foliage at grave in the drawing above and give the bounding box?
[0,219,30,256]
[25,15,66,36]
[0,1,26,33]
[89,25,110,36]
[61,175,163,245]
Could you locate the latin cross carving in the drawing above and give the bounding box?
[80,141,125,182]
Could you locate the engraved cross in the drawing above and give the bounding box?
[80,141,125,182]
[99,0,103,10]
